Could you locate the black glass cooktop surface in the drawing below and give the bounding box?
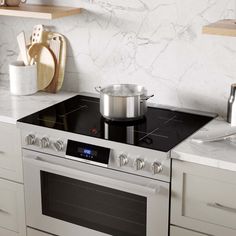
[18,95,215,152]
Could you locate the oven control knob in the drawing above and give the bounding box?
[25,134,36,145]
[53,140,64,152]
[134,158,145,171]
[39,137,50,148]
[117,154,128,167]
[151,162,163,175]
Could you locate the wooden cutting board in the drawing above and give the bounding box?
[28,43,55,90]
[44,36,61,93]
[43,32,67,93]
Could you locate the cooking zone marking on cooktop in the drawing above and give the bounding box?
[37,104,88,125]
[138,115,178,142]
[18,95,214,152]
[58,105,89,117]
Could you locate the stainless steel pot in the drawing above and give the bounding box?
[95,84,154,121]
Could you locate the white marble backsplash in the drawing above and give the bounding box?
[1,0,236,117]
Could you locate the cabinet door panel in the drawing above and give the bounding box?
[0,227,18,236]
[0,178,26,236]
[171,160,236,236]
[0,122,22,182]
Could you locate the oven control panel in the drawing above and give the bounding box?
[22,131,170,181]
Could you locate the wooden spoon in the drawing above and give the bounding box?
[28,43,55,91]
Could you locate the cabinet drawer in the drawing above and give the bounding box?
[170,226,207,236]
[0,122,22,182]
[171,160,236,236]
[0,178,26,236]
[27,228,54,236]
[0,227,18,236]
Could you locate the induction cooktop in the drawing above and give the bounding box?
[18,95,215,152]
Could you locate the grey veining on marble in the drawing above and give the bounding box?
[0,82,76,124]
[1,0,236,118]
[172,117,236,172]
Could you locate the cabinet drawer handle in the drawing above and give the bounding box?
[207,202,236,213]
[0,150,5,154]
[0,209,9,214]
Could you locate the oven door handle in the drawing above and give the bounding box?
[24,155,160,196]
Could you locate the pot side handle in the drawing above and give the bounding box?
[141,94,154,101]
[95,86,101,93]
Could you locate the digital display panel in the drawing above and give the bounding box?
[66,140,110,165]
[77,147,98,159]
[84,149,91,155]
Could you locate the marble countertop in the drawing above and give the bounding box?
[0,80,76,124]
[172,117,236,172]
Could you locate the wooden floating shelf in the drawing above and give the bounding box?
[203,19,236,37]
[0,4,81,20]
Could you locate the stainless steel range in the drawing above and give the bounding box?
[18,95,214,236]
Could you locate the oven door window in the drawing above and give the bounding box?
[41,171,147,236]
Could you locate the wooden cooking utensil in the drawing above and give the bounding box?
[54,33,66,92]
[31,24,44,44]
[44,36,61,93]
[17,31,29,66]
[43,31,66,93]
[28,43,55,90]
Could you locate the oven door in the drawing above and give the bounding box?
[23,149,169,236]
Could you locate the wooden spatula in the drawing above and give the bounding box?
[31,24,44,44]
[17,31,29,66]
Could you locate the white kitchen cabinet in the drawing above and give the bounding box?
[0,227,18,236]
[170,226,207,236]
[0,121,23,182]
[27,228,53,236]
[171,159,236,236]
[0,177,26,236]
